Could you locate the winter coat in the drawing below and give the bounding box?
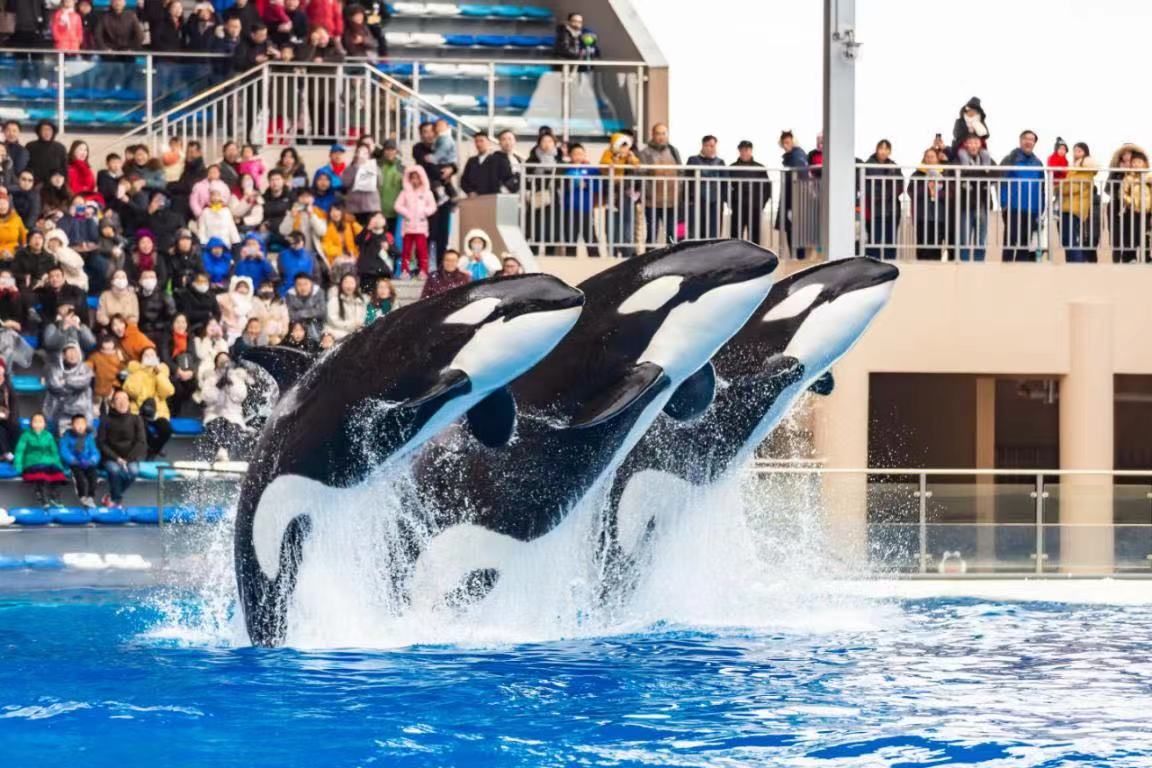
[217,276,255,339]
[275,247,318,292]
[52,8,86,51]
[728,159,772,219]
[340,160,382,215]
[59,429,101,469]
[234,254,277,288]
[950,98,989,153]
[46,240,88,294]
[97,409,147,462]
[43,320,96,358]
[305,0,343,38]
[189,178,232,219]
[94,7,144,50]
[26,122,68,184]
[197,205,241,246]
[1122,169,1152,215]
[201,238,235,285]
[262,188,294,232]
[319,218,362,264]
[97,287,141,326]
[122,360,175,420]
[0,327,33,369]
[1047,151,1069,181]
[1058,158,1099,221]
[285,285,326,334]
[194,334,231,380]
[561,164,600,213]
[13,429,62,473]
[278,204,328,254]
[116,322,157,362]
[460,228,502,278]
[250,296,290,341]
[637,143,681,207]
[378,157,404,218]
[199,365,249,427]
[955,146,996,210]
[862,154,904,219]
[138,288,177,339]
[461,151,514,196]
[0,211,27,255]
[67,159,98,199]
[420,269,470,299]
[44,357,95,427]
[175,287,221,331]
[9,187,39,231]
[999,149,1045,213]
[324,289,366,340]
[394,165,438,236]
[909,169,949,225]
[365,297,394,325]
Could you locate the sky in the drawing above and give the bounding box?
[628,0,1151,166]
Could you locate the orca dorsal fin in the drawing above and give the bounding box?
[241,347,314,393]
[408,368,471,407]
[809,371,835,396]
[466,386,516,447]
[663,362,716,421]
[571,362,667,429]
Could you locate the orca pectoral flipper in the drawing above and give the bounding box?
[663,362,716,422]
[241,347,314,393]
[809,371,835,396]
[466,386,516,447]
[570,362,667,429]
[408,368,471,406]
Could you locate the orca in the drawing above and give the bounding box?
[600,257,899,589]
[234,274,585,647]
[406,240,779,607]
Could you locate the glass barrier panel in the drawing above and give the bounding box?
[0,52,64,127]
[925,475,1038,573]
[151,58,220,116]
[560,65,638,141]
[865,474,919,572]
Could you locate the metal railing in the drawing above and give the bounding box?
[115,61,482,161]
[0,49,646,139]
[750,465,1152,576]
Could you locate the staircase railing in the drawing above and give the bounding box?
[114,61,481,159]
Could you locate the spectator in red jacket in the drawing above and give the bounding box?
[305,0,343,40]
[52,0,86,51]
[67,140,101,204]
[1048,137,1069,181]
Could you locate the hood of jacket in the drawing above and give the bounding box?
[402,164,431,194]
[34,120,58,142]
[205,236,229,252]
[229,275,254,295]
[462,228,492,253]
[1111,143,1148,167]
[46,228,69,247]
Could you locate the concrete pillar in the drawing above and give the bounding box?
[1059,301,1115,574]
[813,363,869,566]
[974,377,997,565]
[821,0,857,261]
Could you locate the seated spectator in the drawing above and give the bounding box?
[421,249,470,299]
[0,196,28,257]
[279,320,318,353]
[137,269,176,346]
[0,145,13,189]
[0,325,33,370]
[201,237,235,289]
[166,229,202,291]
[96,153,124,206]
[234,237,277,289]
[276,231,319,294]
[285,273,325,340]
[122,347,175,459]
[199,351,249,462]
[461,229,502,280]
[26,121,68,186]
[175,272,221,331]
[341,144,381,221]
[395,166,437,279]
[231,175,265,233]
[38,270,90,330]
[59,414,101,508]
[87,335,127,403]
[11,171,41,229]
[0,359,20,461]
[278,189,327,254]
[58,196,100,257]
[67,141,100,203]
[190,165,232,219]
[355,212,393,293]
[218,276,255,341]
[2,123,29,178]
[237,145,267,189]
[97,389,147,509]
[320,204,361,279]
[251,281,289,343]
[231,317,266,359]
[97,269,140,327]
[194,318,231,380]
[461,133,514,197]
[44,341,95,434]
[325,274,366,340]
[142,193,184,255]
[45,229,88,293]
[365,277,396,325]
[161,137,185,185]
[161,314,197,417]
[129,228,167,285]
[314,145,348,192]
[110,314,156,362]
[13,413,67,508]
[0,270,27,331]
[14,230,50,289]
[274,147,309,191]
[553,12,598,60]
[500,256,524,277]
[197,189,241,246]
[262,171,294,237]
[311,172,341,213]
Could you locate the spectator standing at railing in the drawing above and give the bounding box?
[685,135,726,241]
[2,123,29,177]
[598,131,639,259]
[342,4,382,59]
[777,130,809,260]
[999,130,1045,262]
[1058,142,1099,264]
[305,0,343,40]
[909,148,950,261]
[186,2,219,51]
[150,0,187,52]
[233,22,282,72]
[498,130,524,194]
[728,140,771,247]
[76,0,98,49]
[638,123,681,247]
[950,97,989,155]
[212,17,244,75]
[462,133,514,197]
[223,0,261,35]
[954,132,995,261]
[862,140,903,261]
[430,119,458,167]
[807,133,824,177]
[1048,138,1069,181]
[1108,143,1141,264]
[264,0,299,48]
[26,121,66,187]
[376,139,404,234]
[1119,148,1152,264]
[94,0,144,90]
[558,144,601,259]
[52,0,85,52]
[553,12,598,62]
[931,133,952,165]
[341,143,382,224]
[294,23,345,64]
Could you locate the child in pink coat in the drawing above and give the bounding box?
[237,144,268,190]
[393,165,438,279]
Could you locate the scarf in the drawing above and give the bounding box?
[135,248,156,272]
[172,330,187,357]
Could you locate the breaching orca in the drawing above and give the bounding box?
[407,240,780,607]
[600,257,899,590]
[234,274,585,647]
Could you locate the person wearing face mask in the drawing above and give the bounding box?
[137,269,176,347]
[96,269,140,328]
[341,143,382,225]
[44,229,89,293]
[217,276,256,341]
[43,341,95,435]
[198,351,250,462]
[250,281,289,344]
[122,347,176,459]
[58,195,100,255]
[165,229,203,291]
[194,319,231,382]
[161,314,198,418]
[175,272,221,332]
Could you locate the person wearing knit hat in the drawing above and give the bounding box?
[1048,137,1069,181]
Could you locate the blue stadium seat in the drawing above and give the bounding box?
[18,417,29,430]
[91,506,130,525]
[443,33,477,46]
[51,507,91,525]
[9,507,52,526]
[0,556,24,570]
[87,295,100,310]
[475,34,512,47]
[21,334,38,350]
[509,34,552,47]
[23,554,66,569]
[127,506,161,524]
[164,506,201,524]
[458,3,499,16]
[11,375,45,394]
[519,5,552,19]
[138,461,180,480]
[170,417,204,436]
[0,463,20,480]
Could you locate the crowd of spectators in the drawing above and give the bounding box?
[0,117,531,509]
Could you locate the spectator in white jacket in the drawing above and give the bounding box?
[45,229,89,293]
[193,318,231,382]
[196,188,241,246]
[189,165,233,219]
[198,350,249,461]
[324,273,366,340]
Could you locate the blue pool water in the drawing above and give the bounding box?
[2,590,1151,766]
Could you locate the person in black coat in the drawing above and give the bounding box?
[10,171,41,229]
[25,121,68,186]
[184,2,218,50]
[174,273,221,332]
[13,231,54,290]
[232,23,280,72]
[137,269,176,345]
[35,268,89,327]
[460,133,514,196]
[0,271,28,330]
[97,389,147,506]
[165,230,202,291]
[0,359,20,460]
[862,139,904,261]
[728,140,772,246]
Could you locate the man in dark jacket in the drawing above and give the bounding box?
[777,130,810,260]
[9,172,41,237]
[36,268,89,329]
[729,140,772,246]
[685,135,726,240]
[137,269,176,345]
[143,192,184,253]
[461,133,514,197]
[25,121,67,185]
[174,272,221,331]
[553,13,597,61]
[97,388,147,507]
[94,0,144,90]
[420,249,470,299]
[14,231,54,289]
[2,122,29,176]
[232,22,280,72]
